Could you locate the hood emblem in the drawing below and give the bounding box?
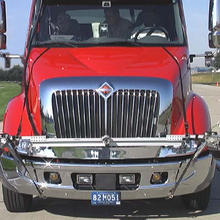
[97,82,114,99]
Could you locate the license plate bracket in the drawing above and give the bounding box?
[91,191,121,206]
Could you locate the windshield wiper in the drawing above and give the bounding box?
[33,41,79,48]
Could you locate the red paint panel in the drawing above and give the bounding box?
[172,93,211,135]
[3,93,24,135]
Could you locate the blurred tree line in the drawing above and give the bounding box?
[0,65,23,82]
[214,52,220,70]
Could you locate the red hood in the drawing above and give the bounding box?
[29,46,188,88]
[20,46,189,136]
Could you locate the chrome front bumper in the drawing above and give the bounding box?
[0,135,217,200]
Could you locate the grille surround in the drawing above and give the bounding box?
[40,77,173,138]
[52,89,160,138]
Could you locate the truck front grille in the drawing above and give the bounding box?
[52,89,160,138]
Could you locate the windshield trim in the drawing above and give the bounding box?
[31,0,186,48]
[33,42,186,48]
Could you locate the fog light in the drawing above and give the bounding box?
[119,174,136,185]
[44,172,61,184]
[77,174,93,185]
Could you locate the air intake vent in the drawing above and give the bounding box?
[52,89,160,138]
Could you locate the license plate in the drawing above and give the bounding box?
[91,192,121,206]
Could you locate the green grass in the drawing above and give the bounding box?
[192,72,220,85]
[0,81,21,121]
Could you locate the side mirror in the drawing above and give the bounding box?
[205,51,215,67]
[0,0,6,33]
[209,33,216,48]
[209,0,220,48]
[209,0,220,32]
[0,0,6,50]
[0,33,6,49]
[212,31,220,48]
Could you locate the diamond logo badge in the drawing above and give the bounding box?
[97,82,114,99]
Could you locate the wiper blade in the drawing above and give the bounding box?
[33,41,79,48]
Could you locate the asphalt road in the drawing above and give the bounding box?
[1,84,220,220]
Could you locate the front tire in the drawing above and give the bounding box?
[2,184,33,212]
[182,185,211,211]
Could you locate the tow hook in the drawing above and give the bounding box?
[102,135,112,147]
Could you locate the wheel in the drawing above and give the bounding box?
[2,184,33,212]
[182,185,211,211]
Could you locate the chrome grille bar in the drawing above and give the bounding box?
[70,90,77,138]
[52,89,160,138]
[135,91,141,137]
[98,94,102,137]
[76,90,82,138]
[93,90,96,138]
[125,90,130,137]
[52,92,61,137]
[87,90,91,138]
[120,90,125,138]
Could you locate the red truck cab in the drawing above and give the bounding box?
[0,0,217,212]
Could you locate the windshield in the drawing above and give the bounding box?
[32,0,185,47]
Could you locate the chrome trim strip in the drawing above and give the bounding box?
[18,135,201,160]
